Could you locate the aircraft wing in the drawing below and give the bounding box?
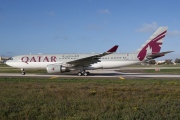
[66,45,118,67]
[146,51,174,59]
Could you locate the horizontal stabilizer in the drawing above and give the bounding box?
[146,51,174,59]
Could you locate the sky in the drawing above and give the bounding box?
[0,0,180,60]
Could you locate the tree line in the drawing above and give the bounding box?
[148,58,180,65]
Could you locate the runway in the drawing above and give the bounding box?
[0,70,180,79]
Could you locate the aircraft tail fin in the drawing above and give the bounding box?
[137,27,168,61]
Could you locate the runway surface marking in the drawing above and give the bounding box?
[0,73,180,78]
[119,77,125,80]
[50,76,59,79]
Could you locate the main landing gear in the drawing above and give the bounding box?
[21,68,25,75]
[78,71,90,76]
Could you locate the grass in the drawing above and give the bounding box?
[144,69,180,74]
[126,64,180,67]
[0,64,47,73]
[0,78,180,120]
[0,68,47,73]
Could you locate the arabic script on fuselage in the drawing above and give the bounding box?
[62,55,79,58]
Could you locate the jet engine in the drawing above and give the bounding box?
[46,64,70,73]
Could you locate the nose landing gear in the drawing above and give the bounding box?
[21,68,25,75]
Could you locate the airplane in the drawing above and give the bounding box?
[6,27,173,76]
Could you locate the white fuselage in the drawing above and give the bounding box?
[6,53,142,70]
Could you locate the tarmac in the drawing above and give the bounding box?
[0,70,180,79]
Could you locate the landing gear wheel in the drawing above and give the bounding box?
[83,72,90,76]
[78,71,90,76]
[83,72,88,76]
[78,72,82,76]
[21,72,25,75]
[21,68,25,75]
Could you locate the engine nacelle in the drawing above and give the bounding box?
[46,64,70,73]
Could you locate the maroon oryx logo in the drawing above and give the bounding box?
[137,30,167,61]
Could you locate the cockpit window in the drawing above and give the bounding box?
[9,57,13,60]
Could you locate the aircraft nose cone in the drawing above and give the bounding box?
[5,60,13,67]
[5,60,10,66]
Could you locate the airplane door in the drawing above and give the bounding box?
[128,54,134,60]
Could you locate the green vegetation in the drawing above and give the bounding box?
[127,64,180,67]
[0,64,47,73]
[118,68,180,74]
[0,68,46,73]
[0,78,180,120]
[144,69,180,74]
[0,64,9,67]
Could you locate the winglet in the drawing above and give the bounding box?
[107,45,118,52]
